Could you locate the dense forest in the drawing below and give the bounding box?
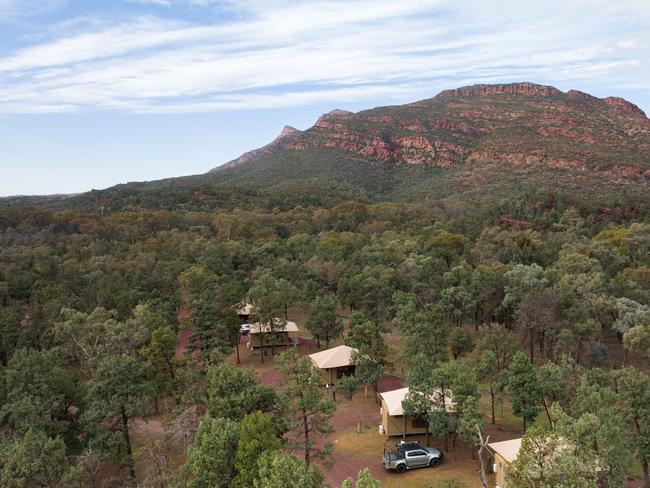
[0,190,649,487]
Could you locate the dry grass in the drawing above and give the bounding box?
[327,426,484,488]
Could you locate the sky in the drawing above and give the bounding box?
[1,0,649,196]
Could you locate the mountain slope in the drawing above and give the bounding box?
[216,82,650,175]
[198,82,650,211]
[5,82,650,213]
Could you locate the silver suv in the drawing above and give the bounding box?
[382,441,443,474]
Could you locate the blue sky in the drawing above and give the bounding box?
[1,0,649,196]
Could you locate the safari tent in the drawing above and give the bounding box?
[247,319,299,351]
[486,437,522,488]
[237,303,254,321]
[308,344,357,386]
[379,387,454,437]
[486,437,586,488]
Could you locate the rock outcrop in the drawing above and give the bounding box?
[216,82,650,178]
[604,97,647,118]
[439,82,562,98]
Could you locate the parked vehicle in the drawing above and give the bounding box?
[382,441,443,474]
[240,324,251,335]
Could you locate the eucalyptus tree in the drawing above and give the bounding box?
[140,324,182,407]
[613,368,650,487]
[509,426,597,488]
[346,311,388,401]
[84,354,154,487]
[183,417,239,488]
[0,430,77,488]
[392,293,448,367]
[506,352,541,433]
[0,348,82,448]
[249,271,287,362]
[305,294,343,349]
[477,350,500,425]
[205,362,276,421]
[275,349,335,467]
[253,451,325,488]
[232,412,282,488]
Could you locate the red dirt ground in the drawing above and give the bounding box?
[259,368,282,387]
[377,374,404,392]
[131,417,167,437]
[175,329,192,360]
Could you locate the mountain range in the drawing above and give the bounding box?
[4,82,650,214]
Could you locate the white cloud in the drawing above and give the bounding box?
[124,0,239,7]
[0,0,648,113]
[0,0,65,18]
[127,0,172,6]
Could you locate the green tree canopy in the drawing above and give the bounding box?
[506,352,541,433]
[450,327,475,359]
[83,354,154,486]
[0,348,82,448]
[342,468,381,488]
[249,271,289,361]
[305,294,343,349]
[509,426,596,488]
[276,349,335,467]
[613,368,650,486]
[477,350,501,425]
[184,416,239,488]
[206,362,277,421]
[232,411,282,488]
[253,451,325,488]
[0,430,76,488]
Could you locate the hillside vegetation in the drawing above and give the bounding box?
[4,83,649,214]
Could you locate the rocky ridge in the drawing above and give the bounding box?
[215,82,650,177]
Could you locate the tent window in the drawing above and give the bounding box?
[336,365,355,378]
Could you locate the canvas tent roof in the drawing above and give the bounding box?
[308,345,357,369]
[487,437,576,466]
[487,438,522,464]
[379,387,454,416]
[238,303,254,315]
[248,319,299,335]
